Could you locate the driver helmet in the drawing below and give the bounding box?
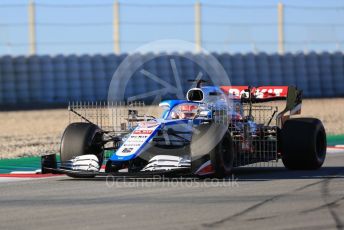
[179,104,198,119]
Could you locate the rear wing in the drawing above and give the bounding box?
[220,85,302,126]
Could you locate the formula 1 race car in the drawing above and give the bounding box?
[42,81,327,178]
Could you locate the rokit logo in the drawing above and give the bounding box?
[254,88,285,98]
[226,86,288,99]
[227,88,249,98]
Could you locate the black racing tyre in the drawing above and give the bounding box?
[210,131,235,178]
[60,122,104,164]
[281,118,327,170]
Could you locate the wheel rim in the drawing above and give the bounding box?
[89,131,104,163]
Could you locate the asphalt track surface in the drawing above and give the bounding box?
[0,153,343,230]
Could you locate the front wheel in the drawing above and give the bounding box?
[60,122,104,164]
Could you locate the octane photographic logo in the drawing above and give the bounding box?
[106,174,239,189]
[107,39,232,161]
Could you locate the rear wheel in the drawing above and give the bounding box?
[281,118,326,170]
[60,122,104,164]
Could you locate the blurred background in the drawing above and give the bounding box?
[0,0,344,158]
[0,0,344,106]
[1,0,344,55]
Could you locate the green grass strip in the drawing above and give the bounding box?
[327,134,344,146]
[0,156,41,174]
[0,155,60,174]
